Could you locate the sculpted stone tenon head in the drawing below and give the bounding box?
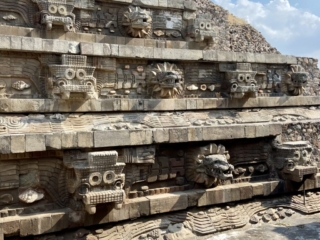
[122,6,152,38]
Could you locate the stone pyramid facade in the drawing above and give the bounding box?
[0,0,320,239]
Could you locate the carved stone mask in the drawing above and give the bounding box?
[202,154,234,180]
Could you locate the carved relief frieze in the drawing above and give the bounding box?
[149,62,184,98]
[185,143,234,188]
[122,6,152,38]
[285,65,309,96]
[32,0,76,31]
[47,54,98,100]
[63,150,126,214]
[272,140,316,182]
[220,63,258,98]
[0,54,42,99]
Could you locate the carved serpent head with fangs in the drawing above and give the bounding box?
[122,6,152,38]
[202,154,234,180]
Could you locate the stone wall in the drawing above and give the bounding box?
[0,0,320,239]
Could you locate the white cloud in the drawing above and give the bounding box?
[213,0,320,64]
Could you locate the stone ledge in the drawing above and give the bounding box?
[2,179,317,237]
[0,96,319,113]
[0,34,297,64]
[0,123,282,154]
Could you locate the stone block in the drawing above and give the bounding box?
[77,132,93,148]
[153,129,169,143]
[10,36,21,50]
[245,125,256,138]
[200,186,225,206]
[187,189,205,207]
[184,0,198,10]
[11,134,25,153]
[235,52,247,62]
[110,44,119,56]
[169,128,188,143]
[147,192,188,214]
[158,0,167,7]
[135,0,158,6]
[119,45,154,58]
[38,215,52,234]
[254,53,266,63]
[21,37,34,51]
[25,134,46,152]
[228,185,241,201]
[0,219,20,235]
[314,173,320,188]
[174,99,187,110]
[144,99,175,111]
[202,126,245,141]
[255,124,270,137]
[94,130,130,147]
[203,50,218,61]
[217,51,235,62]
[20,218,38,236]
[252,182,264,196]
[128,197,150,219]
[270,180,284,195]
[157,48,203,61]
[188,127,203,142]
[50,212,69,233]
[186,99,197,109]
[0,35,10,50]
[80,42,94,55]
[46,133,62,150]
[0,135,10,154]
[239,183,253,200]
[269,124,282,136]
[130,130,153,145]
[263,182,272,196]
[43,39,69,53]
[167,0,184,9]
[61,132,77,149]
[265,54,282,64]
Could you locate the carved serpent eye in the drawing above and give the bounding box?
[293,150,300,161]
[238,74,245,82]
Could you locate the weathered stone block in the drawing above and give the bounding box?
[11,134,25,153]
[130,130,153,145]
[119,45,154,58]
[21,37,34,51]
[94,130,130,147]
[61,132,77,149]
[80,42,94,55]
[25,134,46,152]
[10,36,21,50]
[128,197,150,218]
[252,182,264,196]
[0,219,19,235]
[46,133,62,150]
[255,124,270,137]
[0,35,10,50]
[147,192,188,214]
[245,125,256,138]
[77,132,93,148]
[188,127,203,142]
[153,129,170,143]
[0,135,10,154]
[169,128,188,143]
[239,183,253,200]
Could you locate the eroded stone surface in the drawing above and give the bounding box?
[0,0,319,239]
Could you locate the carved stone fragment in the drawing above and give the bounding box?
[122,6,152,38]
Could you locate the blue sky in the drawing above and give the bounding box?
[212,0,320,64]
